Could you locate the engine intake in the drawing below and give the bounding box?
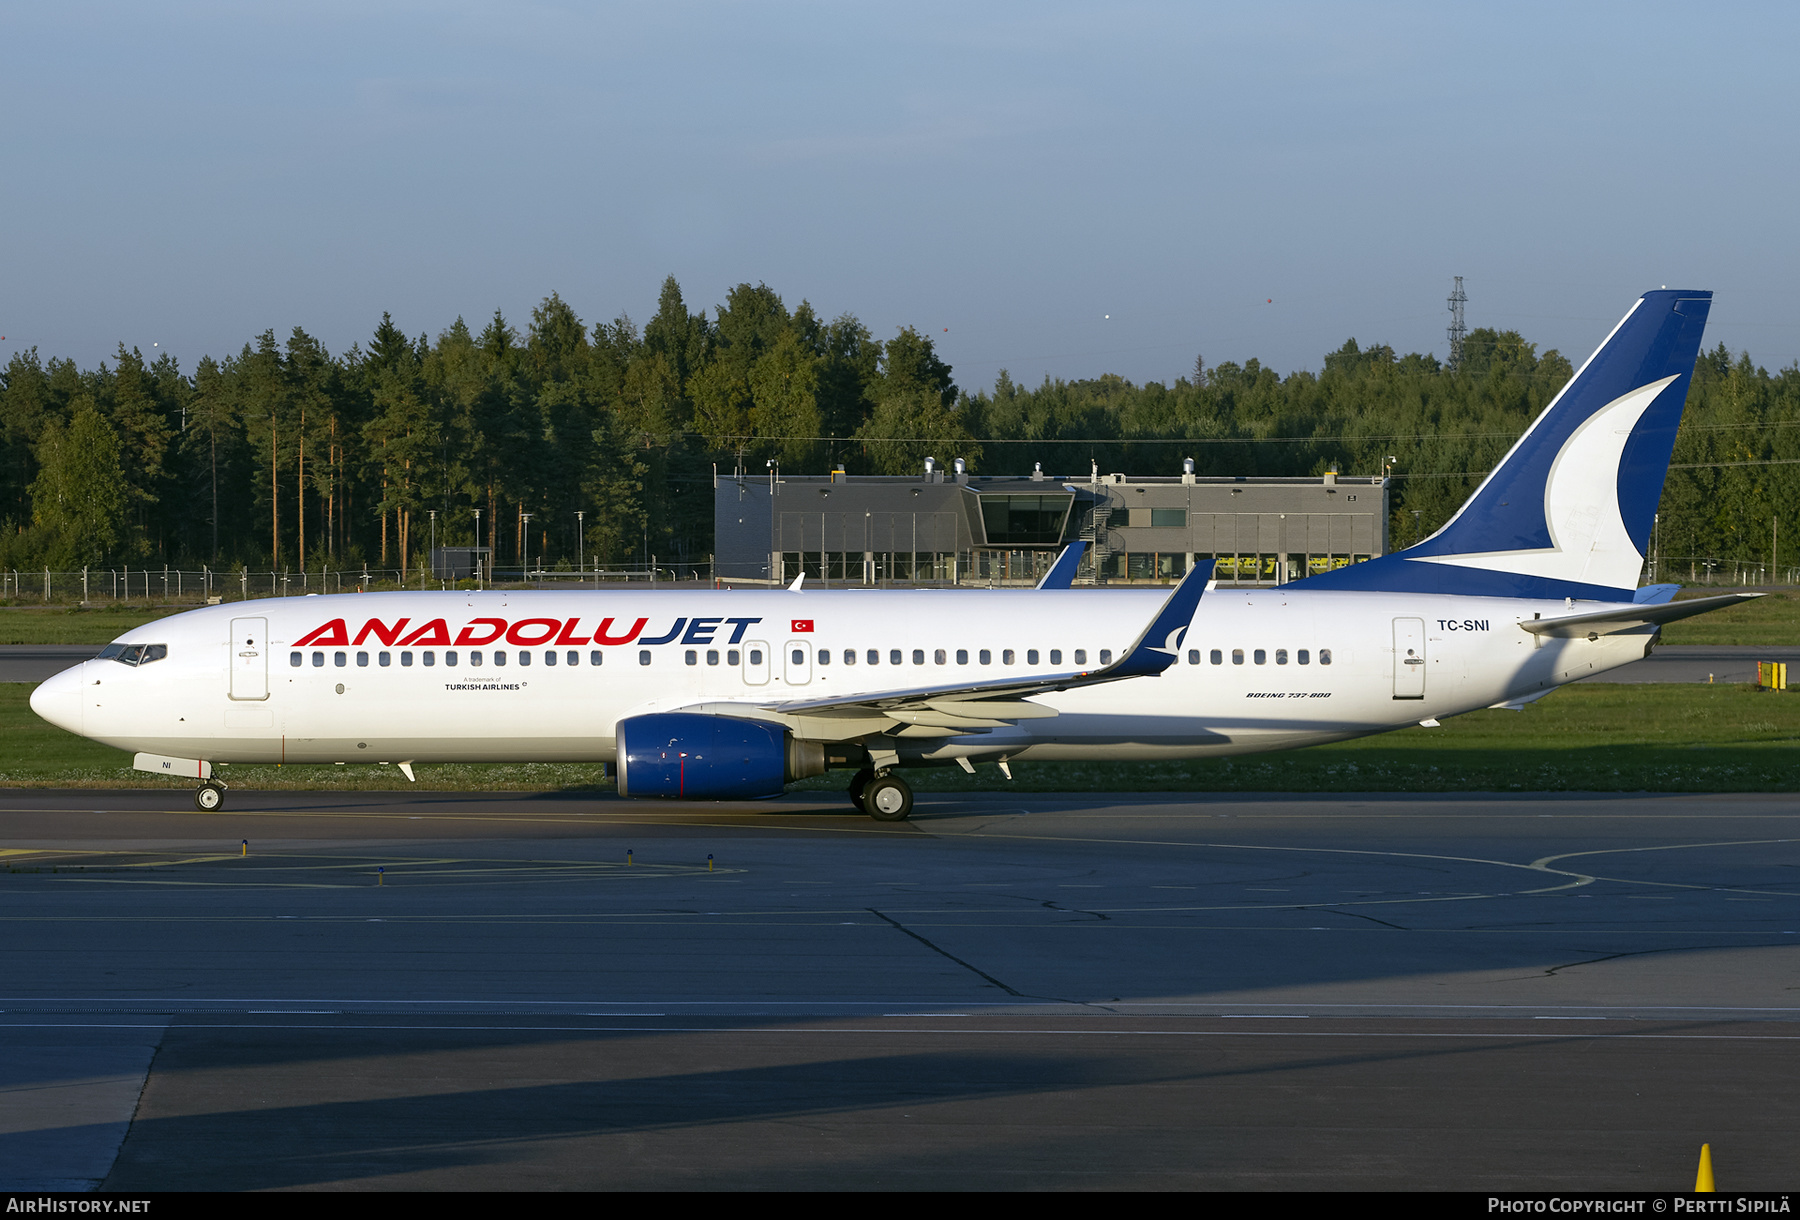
[615,712,828,800]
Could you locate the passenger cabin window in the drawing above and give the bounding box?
[844,650,856,665]
[707,650,720,666]
[1099,650,1112,665]
[1254,649,1267,665]
[818,649,830,665]
[934,649,946,665]
[639,650,652,665]
[1049,650,1062,665]
[686,650,698,666]
[290,652,302,667]
[1073,650,1087,665]
[1027,649,1039,665]
[1320,649,1333,665]
[335,651,348,667]
[868,650,881,665]
[1298,650,1310,665]
[748,648,763,666]
[1275,649,1288,665]
[470,651,482,666]
[791,648,805,666]
[590,650,603,666]
[313,651,325,667]
[494,651,506,667]
[1210,649,1222,665]
[401,651,413,666]
[544,650,557,666]
[378,651,391,667]
[911,650,924,665]
[955,649,968,665]
[1002,650,1014,665]
[979,649,992,665]
[445,651,458,666]
[726,649,739,665]
[1231,649,1244,665]
[356,652,369,667]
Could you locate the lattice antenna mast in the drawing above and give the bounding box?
[1447,275,1467,368]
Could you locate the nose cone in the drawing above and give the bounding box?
[30,664,85,736]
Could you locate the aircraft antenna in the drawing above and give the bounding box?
[1447,276,1468,368]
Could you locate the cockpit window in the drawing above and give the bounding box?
[105,643,167,667]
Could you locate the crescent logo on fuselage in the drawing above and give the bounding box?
[290,616,765,650]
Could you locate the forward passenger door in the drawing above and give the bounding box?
[229,617,269,701]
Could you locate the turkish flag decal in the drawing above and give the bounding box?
[791,619,814,633]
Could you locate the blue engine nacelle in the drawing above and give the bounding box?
[615,712,829,799]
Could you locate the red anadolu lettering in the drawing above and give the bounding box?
[593,617,648,646]
[455,618,508,646]
[353,618,410,646]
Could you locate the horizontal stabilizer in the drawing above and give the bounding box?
[1519,593,1759,638]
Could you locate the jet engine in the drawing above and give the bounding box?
[615,712,830,799]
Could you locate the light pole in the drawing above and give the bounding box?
[428,510,437,584]
[472,508,482,588]
[575,511,585,579]
[521,512,534,586]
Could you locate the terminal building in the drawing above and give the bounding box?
[714,459,1390,586]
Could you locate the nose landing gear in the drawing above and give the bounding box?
[194,781,227,812]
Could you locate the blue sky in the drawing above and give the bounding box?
[4,2,1797,393]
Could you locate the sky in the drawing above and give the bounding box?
[4,1,1798,395]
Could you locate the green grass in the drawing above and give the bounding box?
[1660,590,1800,646]
[4,680,1797,794]
[0,604,196,645]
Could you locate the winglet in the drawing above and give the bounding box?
[1107,561,1214,678]
[1036,541,1088,590]
[788,573,805,592]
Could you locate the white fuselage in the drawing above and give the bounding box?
[30,586,1652,771]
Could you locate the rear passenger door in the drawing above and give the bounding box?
[1392,617,1426,699]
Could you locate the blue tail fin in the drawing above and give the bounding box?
[1301,289,1712,600]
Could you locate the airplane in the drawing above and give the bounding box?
[30,289,1754,821]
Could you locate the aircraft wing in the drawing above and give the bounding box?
[671,562,1212,738]
[1519,592,1760,638]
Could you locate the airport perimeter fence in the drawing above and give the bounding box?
[3,555,1794,607]
[0,563,718,606]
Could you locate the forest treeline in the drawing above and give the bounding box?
[2,275,1795,575]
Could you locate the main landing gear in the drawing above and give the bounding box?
[849,769,913,822]
[194,781,227,812]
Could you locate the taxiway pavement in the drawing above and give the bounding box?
[2,788,1798,1190]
